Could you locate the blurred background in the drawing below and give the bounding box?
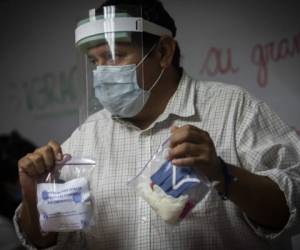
[0,0,299,249]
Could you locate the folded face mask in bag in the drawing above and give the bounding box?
[129,139,212,225]
[37,154,95,232]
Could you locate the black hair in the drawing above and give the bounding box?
[96,0,182,73]
[0,131,36,219]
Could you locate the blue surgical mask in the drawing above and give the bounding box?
[93,46,165,118]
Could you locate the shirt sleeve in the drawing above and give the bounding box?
[13,204,87,250]
[236,98,300,239]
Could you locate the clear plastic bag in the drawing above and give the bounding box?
[36,154,95,232]
[128,139,212,225]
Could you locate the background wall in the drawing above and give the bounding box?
[0,0,299,248]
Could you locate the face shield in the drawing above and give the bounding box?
[75,5,172,126]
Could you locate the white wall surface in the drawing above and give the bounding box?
[0,0,299,249]
[0,0,100,145]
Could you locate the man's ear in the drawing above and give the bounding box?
[157,36,176,68]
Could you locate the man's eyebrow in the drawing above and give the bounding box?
[87,50,107,59]
[87,55,95,60]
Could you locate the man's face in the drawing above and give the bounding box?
[87,42,162,90]
[87,42,142,66]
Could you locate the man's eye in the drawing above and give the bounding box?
[106,53,112,59]
[89,58,97,65]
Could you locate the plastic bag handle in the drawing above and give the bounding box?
[45,154,96,182]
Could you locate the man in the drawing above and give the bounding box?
[15,0,300,249]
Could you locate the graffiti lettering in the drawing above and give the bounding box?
[200,48,239,76]
[251,32,300,87]
[22,66,78,113]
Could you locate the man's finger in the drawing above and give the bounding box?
[19,155,39,177]
[171,156,198,167]
[169,125,209,148]
[168,143,207,160]
[170,125,180,133]
[35,145,55,169]
[26,153,47,175]
[48,140,63,160]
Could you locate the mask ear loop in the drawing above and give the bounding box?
[146,41,166,92]
[147,67,166,92]
[135,42,165,104]
[136,42,166,92]
[135,43,158,70]
[134,42,160,106]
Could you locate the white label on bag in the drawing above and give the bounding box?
[37,177,93,232]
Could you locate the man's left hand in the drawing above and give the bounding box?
[168,125,222,182]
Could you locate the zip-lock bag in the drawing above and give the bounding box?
[129,139,213,225]
[37,154,95,232]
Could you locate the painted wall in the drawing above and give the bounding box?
[0,0,100,145]
[0,0,299,248]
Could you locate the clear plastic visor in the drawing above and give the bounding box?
[75,5,172,126]
[76,5,145,126]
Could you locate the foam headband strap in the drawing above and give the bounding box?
[75,16,173,45]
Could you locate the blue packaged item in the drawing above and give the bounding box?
[151,161,200,198]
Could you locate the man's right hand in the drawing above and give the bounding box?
[17,140,62,248]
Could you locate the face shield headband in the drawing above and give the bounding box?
[75,8,173,50]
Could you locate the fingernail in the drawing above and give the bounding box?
[163,148,169,160]
[171,125,179,131]
[56,153,62,160]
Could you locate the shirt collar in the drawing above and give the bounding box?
[156,71,196,122]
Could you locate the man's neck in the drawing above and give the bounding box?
[127,68,182,130]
